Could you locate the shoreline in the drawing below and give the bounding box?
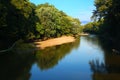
[33,36,76,49]
[79,33,89,36]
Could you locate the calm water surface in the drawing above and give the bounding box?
[0,35,120,80]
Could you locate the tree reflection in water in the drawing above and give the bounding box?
[90,57,120,80]
[0,37,80,80]
[0,51,35,80]
[35,37,80,70]
[89,36,120,80]
[89,60,107,74]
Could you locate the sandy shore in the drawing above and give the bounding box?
[79,33,89,36]
[34,36,75,49]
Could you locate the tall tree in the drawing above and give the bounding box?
[92,0,120,50]
[0,0,37,40]
[35,3,81,39]
[93,0,120,39]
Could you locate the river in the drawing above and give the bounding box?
[0,35,120,80]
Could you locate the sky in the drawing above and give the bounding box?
[30,0,95,24]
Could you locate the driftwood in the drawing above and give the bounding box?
[0,41,17,53]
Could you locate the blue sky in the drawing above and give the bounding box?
[30,0,95,24]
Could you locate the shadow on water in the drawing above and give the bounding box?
[0,37,80,80]
[88,35,120,80]
[1,35,120,80]
[0,51,35,80]
[35,37,80,70]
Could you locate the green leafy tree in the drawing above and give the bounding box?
[93,0,120,39]
[0,0,37,41]
[35,3,82,39]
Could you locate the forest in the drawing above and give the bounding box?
[0,0,82,43]
[0,0,120,49]
[83,0,120,50]
[84,0,120,39]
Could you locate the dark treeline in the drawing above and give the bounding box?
[0,0,82,43]
[0,0,37,41]
[83,0,120,50]
[84,0,120,37]
[93,0,120,39]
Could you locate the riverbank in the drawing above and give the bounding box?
[34,36,75,49]
[79,33,89,36]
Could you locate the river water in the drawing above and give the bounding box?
[0,35,120,80]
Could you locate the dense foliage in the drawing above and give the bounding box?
[0,0,37,40]
[83,21,102,34]
[0,1,82,42]
[92,0,120,40]
[35,3,81,39]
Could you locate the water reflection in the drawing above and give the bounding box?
[90,57,120,80]
[89,36,120,80]
[35,38,80,70]
[0,38,80,80]
[1,35,120,80]
[82,35,103,50]
[0,51,35,80]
